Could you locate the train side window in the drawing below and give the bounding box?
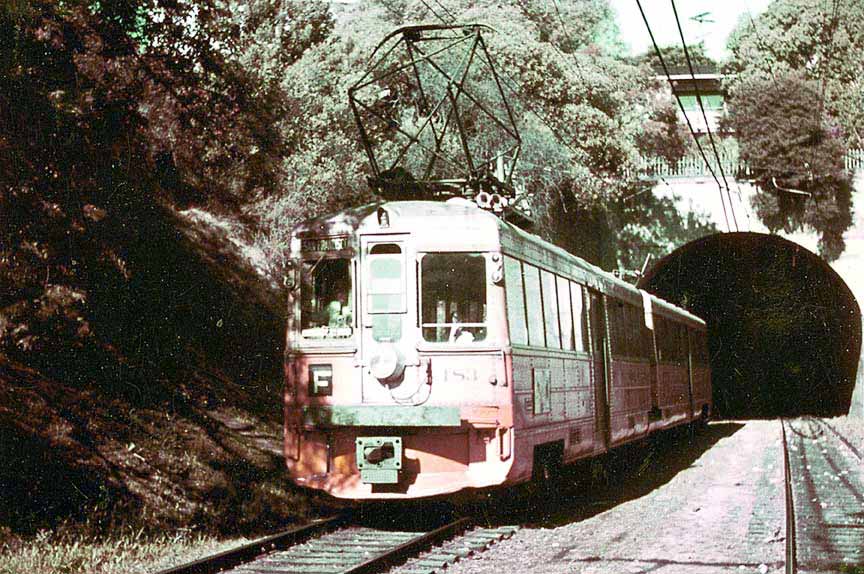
[656,317,669,362]
[523,264,545,346]
[628,303,645,358]
[608,301,652,359]
[541,270,561,349]
[608,300,627,358]
[421,253,487,343]
[504,256,528,345]
[657,317,686,365]
[692,330,709,365]
[570,281,588,352]
[640,310,654,359]
[677,324,690,364]
[557,275,573,350]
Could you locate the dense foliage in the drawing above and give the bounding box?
[633,41,717,71]
[724,0,863,260]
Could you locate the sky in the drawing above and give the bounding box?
[609,0,773,61]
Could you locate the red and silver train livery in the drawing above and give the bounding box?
[283,199,711,499]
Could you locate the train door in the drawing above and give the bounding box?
[588,289,610,450]
[359,234,418,403]
[686,328,695,421]
[643,293,661,422]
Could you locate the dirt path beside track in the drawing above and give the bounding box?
[447,421,786,574]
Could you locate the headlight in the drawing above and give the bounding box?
[369,344,405,383]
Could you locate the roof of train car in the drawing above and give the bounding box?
[291,199,705,329]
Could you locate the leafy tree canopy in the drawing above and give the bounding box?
[269,0,694,267]
[633,41,717,72]
[724,0,860,260]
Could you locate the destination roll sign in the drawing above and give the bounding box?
[301,236,350,252]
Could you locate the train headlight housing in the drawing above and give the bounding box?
[376,207,390,228]
[369,344,405,383]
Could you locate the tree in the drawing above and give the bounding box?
[0,0,323,355]
[281,0,693,269]
[634,41,717,72]
[724,0,863,260]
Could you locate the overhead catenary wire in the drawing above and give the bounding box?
[419,0,603,188]
[744,8,782,93]
[429,0,458,23]
[413,0,664,215]
[669,0,739,232]
[417,0,452,25]
[547,0,590,87]
[635,0,731,232]
[811,0,841,180]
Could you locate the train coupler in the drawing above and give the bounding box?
[356,436,403,484]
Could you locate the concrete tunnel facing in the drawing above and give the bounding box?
[638,232,861,419]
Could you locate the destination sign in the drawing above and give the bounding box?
[301,236,350,252]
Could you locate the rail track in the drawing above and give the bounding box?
[781,417,864,574]
[154,513,518,574]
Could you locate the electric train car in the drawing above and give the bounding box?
[283,199,711,499]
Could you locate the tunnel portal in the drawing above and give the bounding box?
[638,232,861,419]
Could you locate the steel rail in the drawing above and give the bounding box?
[780,419,797,574]
[341,517,473,574]
[811,417,863,461]
[151,515,473,574]
[151,514,348,574]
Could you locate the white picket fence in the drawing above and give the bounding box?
[633,149,864,180]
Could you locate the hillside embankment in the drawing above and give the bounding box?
[0,205,325,541]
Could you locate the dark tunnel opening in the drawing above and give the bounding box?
[638,232,861,419]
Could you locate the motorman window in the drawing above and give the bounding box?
[300,258,353,339]
[421,253,487,343]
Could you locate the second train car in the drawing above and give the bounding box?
[283,198,711,499]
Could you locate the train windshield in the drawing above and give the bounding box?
[421,253,487,343]
[300,257,353,339]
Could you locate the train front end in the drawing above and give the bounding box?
[284,200,514,499]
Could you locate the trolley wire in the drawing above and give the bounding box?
[430,0,458,23]
[669,0,739,231]
[419,0,600,181]
[547,0,590,86]
[635,0,732,232]
[811,0,841,179]
[417,0,452,25]
[745,9,782,93]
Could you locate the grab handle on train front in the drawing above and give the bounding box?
[498,427,512,461]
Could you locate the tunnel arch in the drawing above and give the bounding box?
[638,232,861,418]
